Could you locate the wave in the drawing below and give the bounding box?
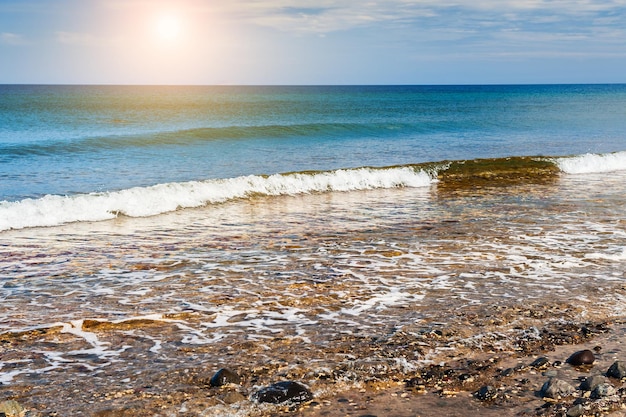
[554,151,626,174]
[1,151,625,232]
[0,167,434,231]
[0,122,413,158]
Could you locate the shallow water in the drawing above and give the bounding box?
[1,170,625,415]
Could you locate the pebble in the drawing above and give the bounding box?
[566,404,584,417]
[474,385,497,401]
[530,357,551,369]
[210,368,241,387]
[541,378,575,399]
[607,360,626,379]
[566,350,595,366]
[251,381,313,404]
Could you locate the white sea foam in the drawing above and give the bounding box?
[585,247,626,261]
[555,151,626,174]
[0,167,434,231]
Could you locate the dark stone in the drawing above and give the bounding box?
[580,375,607,391]
[210,368,241,387]
[252,381,313,404]
[607,360,626,379]
[566,349,595,366]
[459,373,474,382]
[530,357,550,369]
[474,385,497,401]
[541,378,575,399]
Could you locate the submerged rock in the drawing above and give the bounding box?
[210,368,241,387]
[251,381,313,404]
[566,349,595,366]
[541,378,575,399]
[607,360,626,379]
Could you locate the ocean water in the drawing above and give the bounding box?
[1,85,626,416]
[2,84,626,229]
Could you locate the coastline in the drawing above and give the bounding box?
[2,166,625,416]
[3,296,626,416]
[295,321,626,417]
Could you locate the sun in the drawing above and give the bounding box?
[155,14,182,42]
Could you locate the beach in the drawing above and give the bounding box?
[2,164,626,416]
[1,85,626,416]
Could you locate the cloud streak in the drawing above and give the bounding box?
[214,0,626,42]
[1,32,26,45]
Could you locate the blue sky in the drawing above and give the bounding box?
[1,0,625,85]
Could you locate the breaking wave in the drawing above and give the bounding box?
[554,151,626,174]
[2,151,625,232]
[0,166,434,231]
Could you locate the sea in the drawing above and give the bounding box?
[1,84,626,416]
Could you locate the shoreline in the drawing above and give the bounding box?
[2,170,625,417]
[294,322,626,417]
[3,302,626,416]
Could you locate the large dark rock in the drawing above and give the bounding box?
[566,350,595,366]
[252,381,313,404]
[210,368,241,387]
[607,360,626,379]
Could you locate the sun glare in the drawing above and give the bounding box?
[155,14,182,42]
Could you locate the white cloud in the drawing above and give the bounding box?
[1,32,26,45]
[209,0,626,36]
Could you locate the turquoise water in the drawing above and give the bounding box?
[2,84,625,203]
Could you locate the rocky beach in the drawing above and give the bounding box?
[2,292,626,416]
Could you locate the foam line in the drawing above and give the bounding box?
[0,167,434,231]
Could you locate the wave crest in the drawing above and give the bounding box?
[0,167,434,231]
[555,151,626,174]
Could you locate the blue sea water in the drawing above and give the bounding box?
[1,84,626,230]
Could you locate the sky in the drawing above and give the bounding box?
[1,0,625,85]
